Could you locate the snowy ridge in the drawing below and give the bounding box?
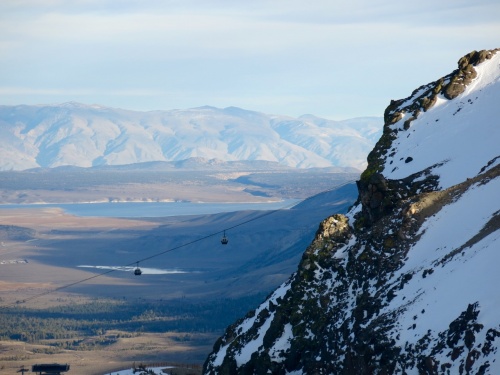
[0,105,381,171]
[203,49,500,374]
[381,51,500,189]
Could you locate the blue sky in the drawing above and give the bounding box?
[1,0,499,119]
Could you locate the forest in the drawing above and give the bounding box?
[0,293,266,349]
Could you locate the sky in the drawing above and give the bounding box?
[1,0,499,120]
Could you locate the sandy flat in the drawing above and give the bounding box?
[0,207,160,231]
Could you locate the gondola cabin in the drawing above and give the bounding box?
[221,231,229,245]
[134,262,142,275]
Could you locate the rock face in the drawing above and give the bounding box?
[203,49,500,374]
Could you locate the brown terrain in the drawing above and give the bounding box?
[0,170,358,374]
[0,208,210,374]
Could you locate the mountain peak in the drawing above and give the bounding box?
[203,48,500,374]
[362,48,500,190]
[0,104,382,171]
[57,101,104,110]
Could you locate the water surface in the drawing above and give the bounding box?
[0,200,299,218]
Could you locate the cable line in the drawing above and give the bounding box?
[0,179,357,309]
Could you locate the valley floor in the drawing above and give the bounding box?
[0,174,358,374]
[0,338,205,375]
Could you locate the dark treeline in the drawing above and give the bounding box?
[0,294,266,346]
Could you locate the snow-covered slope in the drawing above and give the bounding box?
[0,104,381,171]
[203,49,500,374]
[379,50,500,189]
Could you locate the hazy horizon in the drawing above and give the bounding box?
[1,1,499,120]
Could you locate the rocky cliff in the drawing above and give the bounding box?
[203,49,500,374]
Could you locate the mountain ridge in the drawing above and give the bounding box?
[203,48,500,374]
[0,104,381,171]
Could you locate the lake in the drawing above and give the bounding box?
[0,200,300,218]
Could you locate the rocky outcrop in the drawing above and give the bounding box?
[360,49,498,185]
[203,49,500,374]
[205,170,500,374]
[358,48,498,227]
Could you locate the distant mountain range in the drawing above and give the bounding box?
[0,103,382,171]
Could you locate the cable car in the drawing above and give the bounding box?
[221,230,229,245]
[134,262,142,276]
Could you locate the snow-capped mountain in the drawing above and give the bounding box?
[203,49,500,374]
[0,104,381,171]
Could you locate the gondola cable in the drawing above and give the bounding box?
[0,179,357,309]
